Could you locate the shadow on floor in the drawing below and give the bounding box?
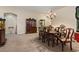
[32,37,75,52]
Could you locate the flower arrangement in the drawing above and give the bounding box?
[60,24,66,29]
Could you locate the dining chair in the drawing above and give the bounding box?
[46,27,60,47]
[39,31,43,40]
[58,28,74,51]
[39,27,46,40]
[55,27,61,36]
[46,27,56,46]
[41,27,47,43]
[55,27,61,45]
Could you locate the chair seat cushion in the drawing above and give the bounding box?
[60,38,71,42]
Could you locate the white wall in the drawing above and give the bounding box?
[0,6,40,34]
[39,6,76,32]
[38,14,51,26]
[5,13,17,34]
[52,6,76,32]
[0,6,76,34]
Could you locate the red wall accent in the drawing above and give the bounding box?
[75,33,79,42]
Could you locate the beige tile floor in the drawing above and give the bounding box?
[0,33,79,52]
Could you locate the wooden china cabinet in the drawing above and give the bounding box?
[26,18,37,33]
[0,18,6,46]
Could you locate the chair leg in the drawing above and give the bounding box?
[42,37,45,43]
[56,39,58,45]
[39,37,40,40]
[70,42,72,50]
[48,39,50,46]
[42,37,43,42]
[52,39,55,47]
[42,39,45,43]
[52,39,54,47]
[44,36,46,43]
[43,39,45,43]
[62,43,64,51]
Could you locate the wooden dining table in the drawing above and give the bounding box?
[47,30,66,45]
[45,30,60,46]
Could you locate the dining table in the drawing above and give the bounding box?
[45,30,60,46]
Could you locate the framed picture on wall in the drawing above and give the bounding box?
[76,6,79,32]
[76,6,79,19]
[39,19,45,27]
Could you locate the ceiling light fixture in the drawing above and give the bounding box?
[46,9,56,25]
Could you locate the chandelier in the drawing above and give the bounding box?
[46,9,56,25]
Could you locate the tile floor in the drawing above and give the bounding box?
[0,33,79,52]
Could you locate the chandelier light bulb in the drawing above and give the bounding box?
[47,10,56,18]
[53,13,56,17]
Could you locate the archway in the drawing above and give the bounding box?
[4,13,17,34]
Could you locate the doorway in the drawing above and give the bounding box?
[4,13,17,34]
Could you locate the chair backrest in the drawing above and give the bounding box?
[65,28,70,39]
[55,27,60,32]
[68,28,74,39]
[65,28,74,41]
[43,27,47,32]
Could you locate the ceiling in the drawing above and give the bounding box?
[0,6,65,14]
[16,6,65,13]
